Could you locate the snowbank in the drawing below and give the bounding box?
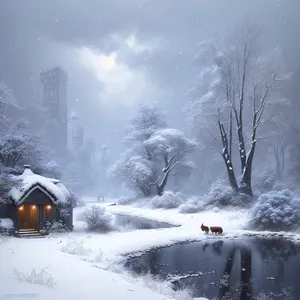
[5,199,300,300]
[0,237,183,300]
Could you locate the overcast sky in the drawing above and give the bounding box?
[1,0,299,156]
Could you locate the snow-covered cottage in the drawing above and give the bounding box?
[0,165,73,237]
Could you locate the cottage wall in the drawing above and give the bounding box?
[0,203,7,218]
[7,204,18,230]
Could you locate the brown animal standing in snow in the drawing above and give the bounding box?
[210,226,223,234]
[200,223,209,234]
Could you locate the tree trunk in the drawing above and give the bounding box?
[222,153,239,192]
[229,111,233,158]
[156,171,169,196]
[237,126,247,174]
[140,186,150,197]
[218,115,238,192]
[239,141,256,196]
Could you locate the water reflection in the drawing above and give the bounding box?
[125,237,300,300]
[113,214,175,230]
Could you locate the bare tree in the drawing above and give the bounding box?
[268,124,289,180]
[188,24,289,196]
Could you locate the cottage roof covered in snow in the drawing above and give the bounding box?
[9,166,70,206]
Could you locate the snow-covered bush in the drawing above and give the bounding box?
[201,181,240,207]
[204,181,252,208]
[178,196,205,213]
[0,218,14,235]
[0,165,21,203]
[14,267,58,287]
[76,205,116,232]
[249,189,300,231]
[46,220,69,234]
[213,207,220,213]
[179,181,251,214]
[60,240,91,256]
[150,191,186,209]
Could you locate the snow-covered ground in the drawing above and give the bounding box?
[1,198,299,300]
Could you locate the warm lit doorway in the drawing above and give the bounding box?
[18,205,39,230]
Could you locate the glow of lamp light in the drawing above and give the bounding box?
[46,205,51,210]
[32,205,36,209]
[18,206,24,211]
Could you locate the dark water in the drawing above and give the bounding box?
[124,237,300,300]
[113,214,175,230]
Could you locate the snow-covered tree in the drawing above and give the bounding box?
[144,128,197,195]
[0,80,18,108]
[110,103,196,197]
[187,24,289,196]
[124,102,167,145]
[109,103,167,196]
[0,121,60,201]
[0,165,21,203]
[32,160,61,179]
[0,121,50,170]
[109,152,154,197]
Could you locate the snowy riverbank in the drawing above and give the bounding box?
[2,200,300,300]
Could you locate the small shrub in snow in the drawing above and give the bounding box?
[60,240,91,256]
[14,267,58,287]
[76,205,116,232]
[150,191,186,209]
[249,189,300,231]
[213,207,220,213]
